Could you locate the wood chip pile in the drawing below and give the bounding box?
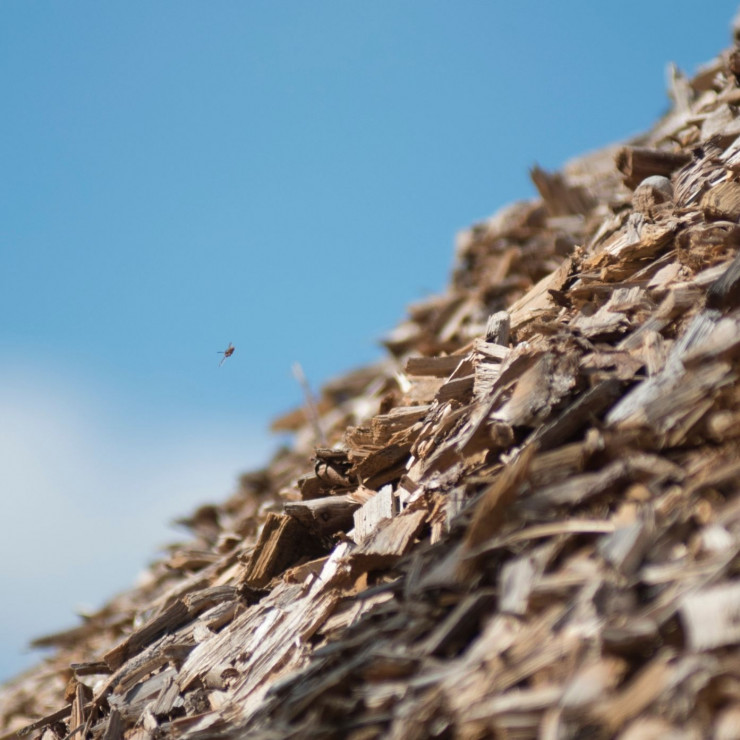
[6,24,740,740]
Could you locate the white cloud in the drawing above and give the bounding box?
[0,370,274,682]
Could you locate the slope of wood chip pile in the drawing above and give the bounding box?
[7,25,740,740]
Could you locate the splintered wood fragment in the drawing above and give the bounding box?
[598,520,653,576]
[607,325,729,431]
[615,146,691,189]
[596,213,677,266]
[353,487,395,543]
[200,600,238,631]
[492,351,580,427]
[572,303,630,338]
[101,709,123,740]
[111,666,171,718]
[69,684,86,739]
[103,600,191,672]
[485,311,510,345]
[371,406,428,444]
[473,361,502,399]
[639,329,669,376]
[241,513,319,587]
[183,585,238,614]
[673,138,725,207]
[458,445,536,579]
[17,704,78,737]
[618,282,701,351]
[109,632,192,697]
[151,676,182,717]
[352,509,427,569]
[509,257,572,330]
[405,355,465,377]
[435,374,475,404]
[344,425,376,450]
[528,442,588,486]
[353,443,410,490]
[472,337,510,361]
[284,494,360,535]
[166,549,219,571]
[701,179,740,220]
[680,582,740,651]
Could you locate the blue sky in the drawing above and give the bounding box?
[1,2,738,681]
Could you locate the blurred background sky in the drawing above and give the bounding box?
[1,1,738,681]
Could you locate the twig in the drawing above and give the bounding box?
[292,362,326,446]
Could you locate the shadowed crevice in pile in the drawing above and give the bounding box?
[5,18,740,740]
